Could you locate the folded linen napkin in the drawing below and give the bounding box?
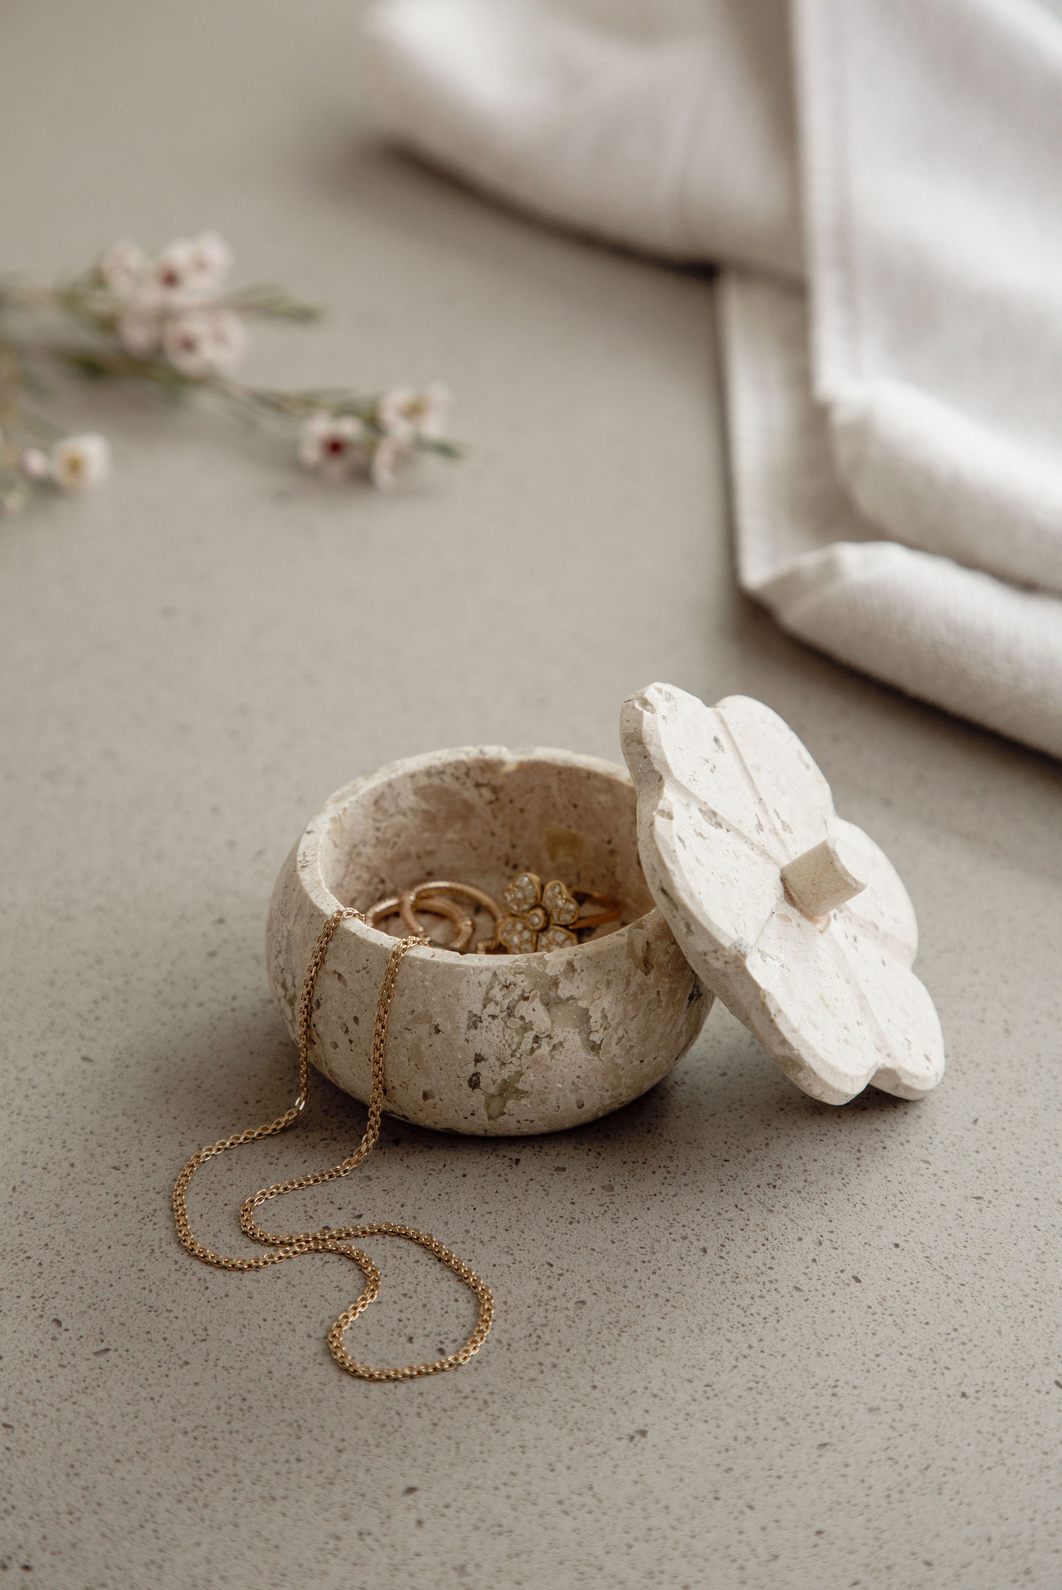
[363,0,1062,758]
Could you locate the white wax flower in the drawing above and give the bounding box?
[377,380,450,438]
[370,433,413,489]
[298,413,367,480]
[51,434,111,492]
[100,238,149,297]
[162,306,247,377]
[152,232,233,300]
[0,231,455,507]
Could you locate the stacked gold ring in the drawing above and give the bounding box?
[366,890,477,952]
[399,880,503,951]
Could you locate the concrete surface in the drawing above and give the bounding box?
[2,3,1061,1588]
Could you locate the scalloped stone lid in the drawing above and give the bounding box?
[620,683,945,1106]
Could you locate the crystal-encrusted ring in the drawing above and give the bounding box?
[496,872,621,954]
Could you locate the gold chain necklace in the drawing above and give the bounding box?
[172,907,495,1381]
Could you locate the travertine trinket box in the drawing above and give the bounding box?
[266,686,945,1135]
[267,747,712,1135]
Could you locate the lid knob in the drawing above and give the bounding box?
[781,836,867,924]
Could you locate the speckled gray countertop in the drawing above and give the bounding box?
[3,4,1061,1587]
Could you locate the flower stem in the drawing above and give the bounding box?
[0,340,23,464]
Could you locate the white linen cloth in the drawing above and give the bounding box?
[363,0,1062,758]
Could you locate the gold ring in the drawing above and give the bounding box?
[571,890,623,933]
[367,891,475,952]
[398,880,503,953]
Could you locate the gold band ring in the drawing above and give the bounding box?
[571,890,623,933]
[399,880,503,954]
[367,891,475,953]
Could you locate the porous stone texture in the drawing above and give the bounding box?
[267,746,711,1133]
[621,683,946,1105]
